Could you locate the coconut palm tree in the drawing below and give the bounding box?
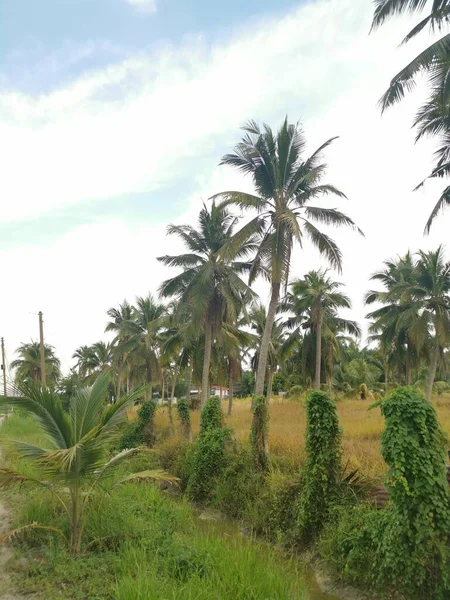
[158,202,256,407]
[214,118,361,397]
[12,342,61,387]
[105,300,134,397]
[365,252,425,385]
[72,342,114,383]
[372,1,450,110]
[249,304,286,401]
[286,270,359,390]
[371,1,450,230]
[414,246,450,399]
[0,373,174,552]
[115,295,166,398]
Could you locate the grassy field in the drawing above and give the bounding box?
[0,413,309,600]
[150,393,450,479]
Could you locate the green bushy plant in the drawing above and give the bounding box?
[250,395,269,471]
[176,397,191,439]
[372,387,450,598]
[186,397,231,502]
[214,444,261,519]
[296,390,342,544]
[320,387,450,599]
[119,399,157,449]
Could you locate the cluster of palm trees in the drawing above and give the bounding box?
[9,117,450,422]
[372,0,450,231]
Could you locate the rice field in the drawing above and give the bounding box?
[147,393,450,480]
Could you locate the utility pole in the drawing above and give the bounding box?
[39,311,46,387]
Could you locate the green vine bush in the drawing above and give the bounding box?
[374,387,450,597]
[250,395,269,472]
[296,390,342,544]
[321,387,450,599]
[186,397,231,503]
[176,398,191,440]
[119,399,157,449]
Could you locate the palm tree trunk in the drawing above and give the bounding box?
[161,374,165,406]
[228,365,235,417]
[266,368,273,402]
[426,338,439,401]
[186,360,193,404]
[255,282,281,396]
[116,369,122,401]
[169,371,176,426]
[201,319,213,408]
[314,308,323,390]
[405,348,411,386]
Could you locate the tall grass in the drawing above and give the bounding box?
[151,394,450,478]
[0,412,307,599]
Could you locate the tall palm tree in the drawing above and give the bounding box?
[72,345,96,379]
[116,295,166,398]
[214,118,361,397]
[249,304,286,401]
[415,246,450,399]
[12,342,61,387]
[72,342,114,383]
[371,1,450,230]
[0,374,174,553]
[105,300,133,398]
[286,270,359,390]
[365,252,425,385]
[158,202,256,407]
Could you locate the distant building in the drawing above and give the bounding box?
[210,385,229,398]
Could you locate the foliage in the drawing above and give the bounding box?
[250,395,269,471]
[215,118,361,401]
[322,387,450,598]
[0,374,174,552]
[296,390,342,544]
[287,385,303,400]
[11,341,61,387]
[176,397,191,438]
[119,399,158,449]
[373,386,450,597]
[158,201,255,407]
[371,0,450,231]
[186,397,231,502]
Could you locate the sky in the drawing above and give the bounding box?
[0,0,448,375]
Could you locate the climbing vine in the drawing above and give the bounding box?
[372,386,450,597]
[176,398,191,439]
[250,395,269,472]
[296,390,342,543]
[186,396,230,502]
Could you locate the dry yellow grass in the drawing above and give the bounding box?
[133,393,450,480]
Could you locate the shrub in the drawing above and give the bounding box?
[176,397,191,439]
[321,387,450,599]
[372,387,450,598]
[119,399,157,449]
[296,390,342,544]
[186,397,231,503]
[250,395,269,471]
[434,381,450,396]
[214,444,262,519]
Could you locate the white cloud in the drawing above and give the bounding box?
[0,0,448,372]
[124,0,158,14]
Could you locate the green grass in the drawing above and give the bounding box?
[0,414,307,600]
